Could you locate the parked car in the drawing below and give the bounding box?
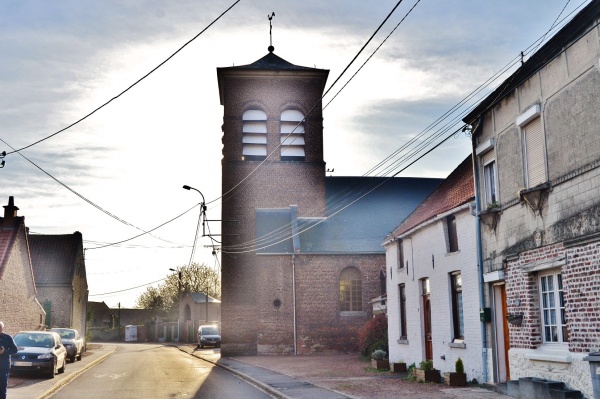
[197,325,221,348]
[51,328,84,362]
[11,331,67,378]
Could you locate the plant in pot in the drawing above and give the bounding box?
[415,359,441,383]
[444,357,467,386]
[371,349,390,370]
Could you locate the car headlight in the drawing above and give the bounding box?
[37,353,53,359]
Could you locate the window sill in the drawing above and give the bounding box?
[524,347,572,363]
[340,311,366,317]
[397,338,409,345]
[449,342,466,349]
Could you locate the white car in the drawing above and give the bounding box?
[12,331,67,378]
[51,328,84,362]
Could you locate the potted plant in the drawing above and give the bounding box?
[391,360,407,373]
[444,357,467,386]
[371,349,390,370]
[415,360,441,383]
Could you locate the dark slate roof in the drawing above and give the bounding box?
[189,292,221,304]
[0,216,26,279]
[463,0,600,124]
[256,176,443,254]
[29,232,83,286]
[390,156,474,238]
[224,52,318,71]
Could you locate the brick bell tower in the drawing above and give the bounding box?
[216,41,329,355]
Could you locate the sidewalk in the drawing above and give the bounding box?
[179,345,514,399]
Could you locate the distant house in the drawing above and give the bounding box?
[0,196,46,334]
[29,231,88,336]
[87,301,116,328]
[383,157,482,381]
[179,291,221,342]
[463,1,600,396]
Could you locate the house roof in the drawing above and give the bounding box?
[463,0,600,124]
[390,156,474,238]
[0,216,26,279]
[29,232,84,286]
[188,292,221,304]
[256,176,443,254]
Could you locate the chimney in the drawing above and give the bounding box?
[3,196,19,225]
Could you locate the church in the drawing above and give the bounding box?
[216,40,443,356]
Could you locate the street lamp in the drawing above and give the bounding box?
[183,185,210,325]
[170,268,182,342]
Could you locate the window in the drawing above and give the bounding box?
[280,110,305,161]
[446,215,458,252]
[450,272,464,341]
[340,267,362,312]
[539,271,568,344]
[399,284,407,340]
[482,150,497,205]
[517,104,546,188]
[242,109,267,161]
[397,239,404,269]
[43,300,51,327]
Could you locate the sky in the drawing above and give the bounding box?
[0,0,591,308]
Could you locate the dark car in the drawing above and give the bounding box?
[11,331,67,378]
[197,325,221,348]
[51,328,84,362]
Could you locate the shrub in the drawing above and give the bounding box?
[419,360,433,371]
[358,314,388,356]
[371,349,387,360]
[455,357,464,374]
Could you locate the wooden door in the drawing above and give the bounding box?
[500,285,510,380]
[422,279,433,360]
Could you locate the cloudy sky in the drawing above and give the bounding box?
[0,0,590,307]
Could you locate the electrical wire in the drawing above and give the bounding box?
[88,277,167,297]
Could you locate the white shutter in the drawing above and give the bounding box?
[482,149,495,166]
[524,117,546,187]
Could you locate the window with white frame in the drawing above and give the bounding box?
[450,272,464,341]
[482,150,497,206]
[517,104,546,188]
[397,239,404,269]
[539,270,568,344]
[280,110,305,161]
[242,110,267,161]
[446,215,458,253]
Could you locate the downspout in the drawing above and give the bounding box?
[471,116,489,383]
[292,253,297,355]
[290,205,300,356]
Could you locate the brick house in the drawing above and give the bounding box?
[179,291,221,343]
[0,196,46,334]
[383,157,483,381]
[29,231,88,336]
[463,1,600,396]
[87,301,116,328]
[216,48,442,356]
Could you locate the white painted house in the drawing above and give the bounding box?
[383,157,484,382]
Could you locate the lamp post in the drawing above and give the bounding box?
[182,185,210,325]
[170,268,182,342]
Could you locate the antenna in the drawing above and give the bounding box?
[268,12,275,53]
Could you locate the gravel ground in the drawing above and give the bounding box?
[233,354,513,399]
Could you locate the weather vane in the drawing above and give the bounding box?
[268,12,275,53]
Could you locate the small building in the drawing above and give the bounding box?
[87,301,116,328]
[179,291,221,343]
[0,196,46,334]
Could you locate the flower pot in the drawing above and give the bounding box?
[415,369,441,383]
[444,372,467,386]
[371,359,390,370]
[391,362,407,373]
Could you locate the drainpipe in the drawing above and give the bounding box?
[290,205,300,356]
[292,253,297,355]
[471,117,489,383]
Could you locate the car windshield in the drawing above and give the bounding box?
[202,327,219,335]
[55,330,75,339]
[14,333,55,348]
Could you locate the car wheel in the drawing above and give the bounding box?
[69,354,76,363]
[46,358,56,379]
[58,357,66,374]
[76,349,82,361]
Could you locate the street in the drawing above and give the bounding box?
[9,343,274,399]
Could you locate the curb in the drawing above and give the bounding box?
[36,345,118,399]
[175,345,294,399]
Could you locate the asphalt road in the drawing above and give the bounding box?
[48,343,272,399]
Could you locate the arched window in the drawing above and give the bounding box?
[242,110,267,161]
[340,267,362,312]
[280,110,305,161]
[184,304,192,322]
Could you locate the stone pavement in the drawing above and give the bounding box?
[178,344,514,399]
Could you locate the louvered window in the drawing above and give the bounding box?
[523,117,546,188]
[242,110,267,161]
[280,110,305,161]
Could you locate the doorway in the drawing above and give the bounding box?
[493,283,510,382]
[421,278,433,361]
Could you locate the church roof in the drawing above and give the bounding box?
[225,52,317,71]
[256,176,443,254]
